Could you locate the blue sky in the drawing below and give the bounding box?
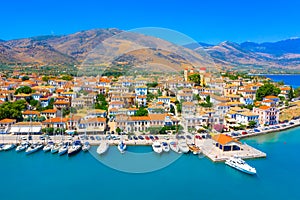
[1,0,300,44]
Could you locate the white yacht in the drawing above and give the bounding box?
[82,141,91,152]
[68,140,82,156]
[25,143,43,155]
[225,156,257,175]
[117,140,126,154]
[16,142,29,152]
[2,144,16,151]
[152,141,163,154]
[58,143,68,156]
[178,141,189,153]
[97,141,109,155]
[162,142,170,152]
[51,143,61,154]
[169,141,181,153]
[43,141,54,152]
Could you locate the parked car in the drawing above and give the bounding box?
[96,136,101,141]
[254,129,260,132]
[133,136,138,140]
[145,136,150,140]
[242,131,248,135]
[289,122,295,125]
[149,135,154,140]
[138,135,144,140]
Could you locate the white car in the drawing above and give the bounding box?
[21,136,27,140]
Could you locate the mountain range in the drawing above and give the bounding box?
[1,28,300,72]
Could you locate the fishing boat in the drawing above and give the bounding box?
[225,156,256,175]
[152,141,163,154]
[178,141,189,153]
[162,142,170,152]
[2,144,16,151]
[169,141,181,153]
[67,140,82,156]
[58,143,68,156]
[97,141,109,155]
[82,141,90,152]
[188,144,201,155]
[25,143,43,155]
[117,140,126,154]
[43,141,54,152]
[16,142,29,152]
[51,143,61,154]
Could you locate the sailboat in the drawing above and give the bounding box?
[67,140,82,156]
[16,142,29,152]
[82,141,90,152]
[58,142,68,156]
[2,143,16,151]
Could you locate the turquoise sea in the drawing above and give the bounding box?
[1,127,300,200]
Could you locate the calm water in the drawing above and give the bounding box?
[265,74,300,88]
[1,128,300,200]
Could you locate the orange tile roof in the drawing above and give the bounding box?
[212,134,240,145]
[82,117,106,123]
[54,101,69,105]
[0,118,16,123]
[259,105,271,110]
[129,116,151,121]
[264,96,278,99]
[41,109,57,113]
[43,117,68,123]
[23,110,40,115]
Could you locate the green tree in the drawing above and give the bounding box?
[30,99,39,107]
[42,76,50,82]
[21,76,29,81]
[135,107,148,116]
[255,83,281,101]
[61,75,73,81]
[146,82,158,88]
[116,127,121,134]
[15,86,33,94]
[288,86,294,100]
[188,74,201,85]
[248,120,257,128]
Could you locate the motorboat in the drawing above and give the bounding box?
[16,142,29,152]
[97,141,109,155]
[152,141,163,154]
[117,140,126,154]
[25,143,43,155]
[82,141,91,152]
[225,156,257,175]
[0,144,4,151]
[51,143,61,154]
[43,141,54,152]
[169,141,181,153]
[188,144,201,155]
[58,143,68,156]
[2,144,16,151]
[67,140,82,156]
[178,141,189,153]
[162,142,170,152]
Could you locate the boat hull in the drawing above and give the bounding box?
[68,147,81,156]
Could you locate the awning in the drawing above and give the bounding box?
[10,127,20,133]
[20,127,30,133]
[66,130,75,135]
[31,127,41,133]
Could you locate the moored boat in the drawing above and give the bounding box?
[2,144,16,151]
[58,143,68,156]
[97,141,109,155]
[82,141,91,152]
[67,140,82,156]
[225,156,256,175]
[188,144,201,155]
[25,143,43,155]
[43,141,54,152]
[16,142,29,152]
[117,140,126,154]
[51,143,61,154]
[178,141,189,153]
[152,141,163,154]
[162,142,170,152]
[169,141,181,153]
